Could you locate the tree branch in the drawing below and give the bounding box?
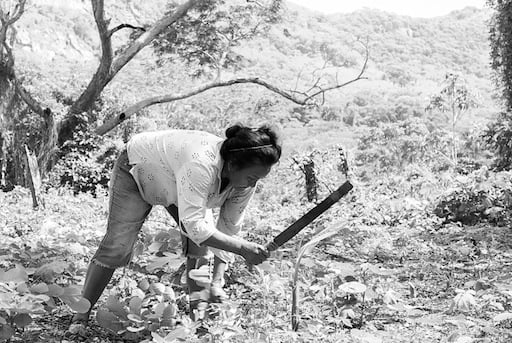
[95,77,310,135]
[67,0,113,116]
[108,23,146,37]
[62,0,199,141]
[305,41,369,101]
[0,0,47,116]
[14,79,46,116]
[109,0,199,77]
[96,54,367,136]
[5,0,26,26]
[0,0,26,63]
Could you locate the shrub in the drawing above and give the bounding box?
[433,168,512,226]
[483,111,512,171]
[355,118,452,172]
[46,125,120,196]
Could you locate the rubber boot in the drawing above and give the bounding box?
[72,262,115,322]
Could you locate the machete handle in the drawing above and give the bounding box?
[265,241,279,252]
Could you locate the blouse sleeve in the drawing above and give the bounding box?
[175,161,217,245]
[210,186,256,263]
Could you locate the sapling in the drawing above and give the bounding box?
[291,226,341,331]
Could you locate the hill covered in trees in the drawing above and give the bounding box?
[13,1,493,122]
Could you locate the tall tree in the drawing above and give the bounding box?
[489,0,512,110]
[486,0,512,170]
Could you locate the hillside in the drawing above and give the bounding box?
[12,1,496,151]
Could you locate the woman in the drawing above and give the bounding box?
[72,123,282,324]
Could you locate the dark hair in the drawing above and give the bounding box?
[220,124,282,169]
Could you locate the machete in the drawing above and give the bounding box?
[267,180,353,251]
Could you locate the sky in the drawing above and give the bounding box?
[287,0,487,17]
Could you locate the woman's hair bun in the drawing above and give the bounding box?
[225,124,244,139]
[258,125,280,145]
[221,123,282,168]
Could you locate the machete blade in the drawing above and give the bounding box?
[269,180,353,249]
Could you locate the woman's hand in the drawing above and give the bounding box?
[240,242,270,265]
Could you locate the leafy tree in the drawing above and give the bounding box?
[426,72,479,164]
[485,0,512,170]
[355,117,453,172]
[383,65,415,87]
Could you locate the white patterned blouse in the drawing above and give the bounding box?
[126,129,256,263]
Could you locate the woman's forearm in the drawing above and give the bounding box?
[201,230,245,255]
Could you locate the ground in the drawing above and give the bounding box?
[1,184,512,343]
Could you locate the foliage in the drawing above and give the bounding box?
[434,167,512,225]
[382,65,416,87]
[426,73,479,126]
[291,225,347,330]
[342,90,425,127]
[46,124,120,196]
[0,265,91,341]
[153,0,283,78]
[426,73,480,162]
[3,160,512,341]
[484,111,512,170]
[355,117,453,172]
[283,6,490,82]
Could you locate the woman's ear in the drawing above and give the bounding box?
[227,161,241,173]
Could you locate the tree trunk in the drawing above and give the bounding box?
[38,108,58,175]
[58,0,199,146]
[0,131,4,188]
[303,159,318,202]
[25,145,42,208]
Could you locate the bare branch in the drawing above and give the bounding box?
[5,0,26,26]
[96,77,312,135]
[305,41,369,101]
[108,23,146,37]
[293,69,305,93]
[305,76,323,95]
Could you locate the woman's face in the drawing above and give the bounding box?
[228,163,272,188]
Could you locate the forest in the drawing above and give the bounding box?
[1,0,512,342]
